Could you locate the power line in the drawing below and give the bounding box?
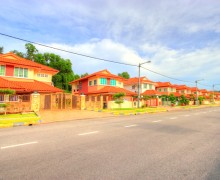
[197,82,212,87]
[0,32,138,67]
[0,32,217,87]
[141,66,195,84]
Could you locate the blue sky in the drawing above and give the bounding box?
[0,0,220,90]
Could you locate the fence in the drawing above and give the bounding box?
[85,95,103,109]
[0,95,32,114]
[40,93,81,110]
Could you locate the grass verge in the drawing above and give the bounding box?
[0,112,41,128]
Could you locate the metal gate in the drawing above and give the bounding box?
[72,95,78,109]
[44,95,51,109]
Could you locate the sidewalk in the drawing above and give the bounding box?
[39,109,115,124]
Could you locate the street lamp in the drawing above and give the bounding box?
[212,84,220,103]
[138,61,151,108]
[195,79,203,105]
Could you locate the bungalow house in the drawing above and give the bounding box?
[0,52,63,112]
[69,69,135,109]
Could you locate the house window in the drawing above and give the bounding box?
[158,88,161,92]
[132,85,135,90]
[21,95,30,102]
[9,95,18,102]
[110,79,116,86]
[89,81,92,86]
[37,73,48,77]
[0,65,5,76]
[94,80,97,85]
[144,84,147,88]
[79,82,82,90]
[164,88,167,92]
[0,95,4,102]
[14,67,28,78]
[149,84,153,89]
[100,78,107,85]
[181,90,184,94]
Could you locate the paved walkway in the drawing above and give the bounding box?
[39,110,114,123]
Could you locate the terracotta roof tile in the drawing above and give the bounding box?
[0,77,63,93]
[86,86,135,96]
[70,69,123,84]
[141,90,162,96]
[124,77,154,85]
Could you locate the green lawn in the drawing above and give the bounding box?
[0,112,41,127]
[102,107,167,114]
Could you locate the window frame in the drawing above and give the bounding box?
[14,67,28,78]
[100,78,107,85]
[0,65,6,76]
[110,79,116,86]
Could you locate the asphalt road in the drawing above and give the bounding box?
[1,107,220,180]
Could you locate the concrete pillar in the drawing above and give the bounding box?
[80,95,85,110]
[31,92,40,112]
[100,95,103,109]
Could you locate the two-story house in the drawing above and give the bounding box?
[0,52,63,94]
[123,77,156,93]
[156,82,181,97]
[69,69,135,109]
[174,84,192,98]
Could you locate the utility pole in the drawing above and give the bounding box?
[195,79,203,105]
[137,61,151,108]
[213,84,215,104]
[212,84,220,104]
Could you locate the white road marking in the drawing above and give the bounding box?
[152,120,162,123]
[78,131,99,136]
[170,117,177,119]
[1,141,38,149]
[125,124,137,128]
[183,115,190,117]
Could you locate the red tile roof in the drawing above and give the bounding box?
[0,53,59,74]
[173,84,191,90]
[124,77,154,85]
[0,77,25,91]
[141,90,162,96]
[156,82,174,88]
[70,69,124,84]
[85,86,135,96]
[0,77,63,93]
[142,90,181,97]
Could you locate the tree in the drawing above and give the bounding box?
[179,95,189,105]
[81,73,89,78]
[118,72,130,79]
[0,47,3,54]
[113,92,125,108]
[25,43,38,61]
[168,94,177,106]
[11,43,75,92]
[11,50,25,58]
[198,96,205,105]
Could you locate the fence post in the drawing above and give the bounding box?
[31,92,40,112]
